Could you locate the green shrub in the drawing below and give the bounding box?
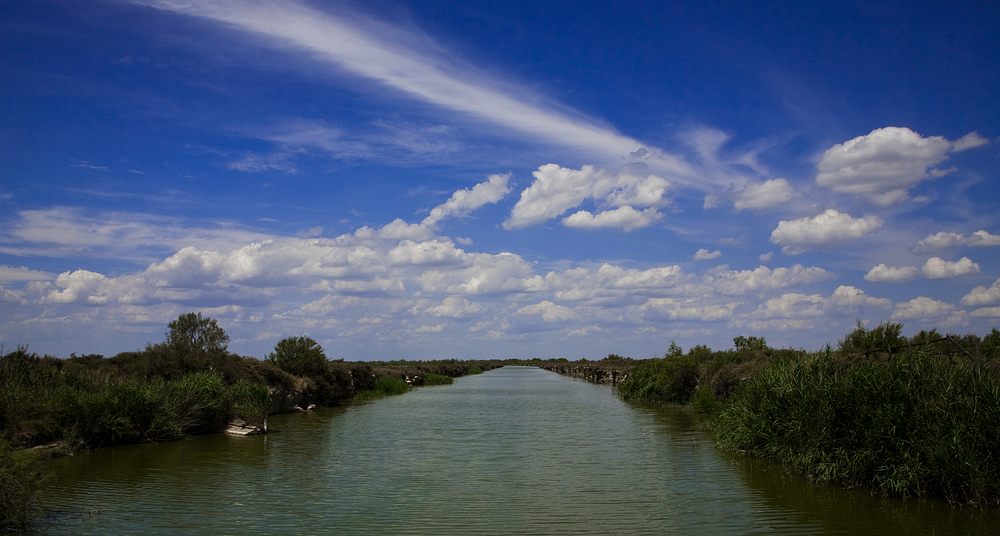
[467,366,484,375]
[268,336,328,377]
[167,312,229,355]
[838,319,905,353]
[617,354,699,404]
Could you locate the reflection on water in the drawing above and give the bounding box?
[31,367,999,535]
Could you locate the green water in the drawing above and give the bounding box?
[30,367,999,534]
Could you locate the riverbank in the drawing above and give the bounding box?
[0,313,505,531]
[5,316,998,530]
[0,347,500,531]
[42,366,998,536]
[547,323,1000,506]
[536,355,637,385]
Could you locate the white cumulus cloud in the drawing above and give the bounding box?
[770,209,883,254]
[706,264,833,295]
[829,285,893,309]
[816,127,988,205]
[914,230,1000,252]
[0,265,55,282]
[561,206,663,232]
[505,164,670,230]
[921,257,980,279]
[970,307,1000,318]
[961,278,1000,307]
[416,296,483,318]
[641,298,739,322]
[694,249,722,261]
[892,296,956,320]
[422,173,511,225]
[516,301,576,322]
[864,264,918,282]
[386,239,468,266]
[734,178,796,210]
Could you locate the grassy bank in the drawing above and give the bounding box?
[613,323,1000,505]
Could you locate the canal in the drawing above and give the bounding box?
[31,366,998,534]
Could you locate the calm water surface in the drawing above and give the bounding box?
[31,367,999,535]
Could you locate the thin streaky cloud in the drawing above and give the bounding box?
[129,0,693,176]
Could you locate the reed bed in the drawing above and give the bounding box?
[353,376,412,399]
[714,347,1000,504]
[421,373,454,385]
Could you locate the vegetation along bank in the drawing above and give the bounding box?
[3,315,998,530]
[549,322,999,507]
[0,312,498,531]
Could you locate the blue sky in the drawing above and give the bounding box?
[2,0,998,360]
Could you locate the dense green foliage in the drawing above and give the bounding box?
[838,319,905,353]
[616,353,700,403]
[611,323,1000,505]
[268,336,328,377]
[714,346,1000,504]
[616,339,769,405]
[0,346,271,449]
[167,312,229,355]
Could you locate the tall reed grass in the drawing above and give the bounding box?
[1,347,270,448]
[713,347,1000,504]
[353,376,411,399]
[421,373,454,385]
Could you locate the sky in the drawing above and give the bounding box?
[1,0,999,361]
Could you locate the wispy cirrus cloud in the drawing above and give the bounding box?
[128,0,693,173]
[0,208,274,262]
